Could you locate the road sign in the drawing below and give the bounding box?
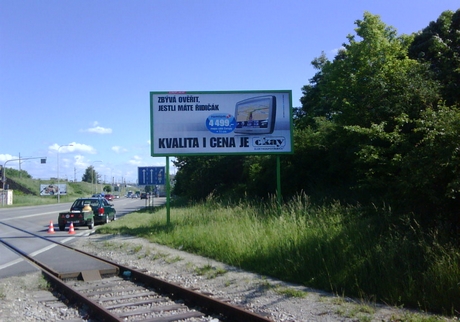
[138,166,165,185]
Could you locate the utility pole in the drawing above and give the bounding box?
[2,156,47,206]
[57,144,73,203]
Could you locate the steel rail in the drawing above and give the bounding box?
[61,240,273,321]
[0,237,123,321]
[0,222,273,322]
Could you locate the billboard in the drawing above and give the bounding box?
[150,90,293,156]
[40,184,67,196]
[138,166,166,185]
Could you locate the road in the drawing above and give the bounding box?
[0,197,164,279]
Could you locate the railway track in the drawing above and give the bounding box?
[0,222,273,321]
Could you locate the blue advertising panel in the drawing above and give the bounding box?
[138,166,165,185]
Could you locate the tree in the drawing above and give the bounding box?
[103,185,112,193]
[402,105,460,228]
[409,9,460,106]
[172,155,246,200]
[318,12,438,127]
[296,13,435,199]
[297,52,333,128]
[1,167,32,179]
[81,166,98,184]
[295,11,460,233]
[282,119,358,201]
[344,103,460,230]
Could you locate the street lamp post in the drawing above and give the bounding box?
[57,144,73,203]
[92,160,102,195]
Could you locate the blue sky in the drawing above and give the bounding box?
[1,1,458,184]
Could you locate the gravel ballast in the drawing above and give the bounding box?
[0,233,455,321]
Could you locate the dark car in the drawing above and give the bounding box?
[140,193,147,199]
[58,197,116,230]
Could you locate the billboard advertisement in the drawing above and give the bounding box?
[150,90,293,156]
[40,184,67,196]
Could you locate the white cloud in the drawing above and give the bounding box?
[112,146,128,153]
[73,155,106,171]
[49,142,96,154]
[81,121,112,134]
[87,126,112,134]
[128,155,143,166]
[0,153,18,163]
[71,155,107,181]
[73,155,89,168]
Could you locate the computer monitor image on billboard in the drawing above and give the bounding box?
[234,95,276,134]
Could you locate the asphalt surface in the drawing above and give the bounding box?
[0,197,163,279]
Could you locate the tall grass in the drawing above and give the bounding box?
[98,194,460,316]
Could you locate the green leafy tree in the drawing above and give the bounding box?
[81,166,98,184]
[297,52,333,128]
[1,167,32,179]
[103,185,112,193]
[409,9,460,106]
[404,105,460,227]
[345,103,460,230]
[314,12,438,127]
[282,119,357,200]
[242,155,277,197]
[296,11,460,233]
[173,155,245,200]
[296,13,436,201]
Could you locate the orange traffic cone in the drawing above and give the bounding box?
[68,222,75,235]
[48,221,55,234]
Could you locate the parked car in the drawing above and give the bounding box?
[140,192,147,199]
[57,197,116,230]
[104,194,114,201]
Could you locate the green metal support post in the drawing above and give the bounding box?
[166,156,170,225]
[277,156,281,209]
